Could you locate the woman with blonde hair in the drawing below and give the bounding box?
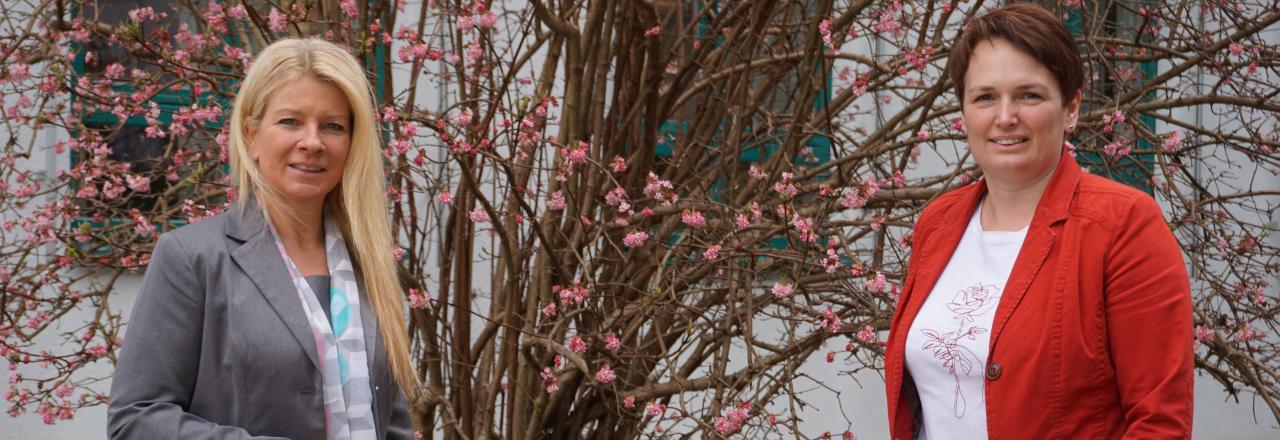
[109,38,418,439]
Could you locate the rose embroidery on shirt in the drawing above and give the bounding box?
[919,283,1001,418]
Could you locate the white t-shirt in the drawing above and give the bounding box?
[904,203,1027,439]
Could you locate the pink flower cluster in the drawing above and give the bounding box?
[540,367,559,393]
[681,209,706,228]
[857,325,877,344]
[623,230,648,248]
[771,282,793,298]
[557,283,589,305]
[547,191,566,211]
[408,288,429,310]
[643,172,679,206]
[594,364,616,383]
[713,401,752,435]
[818,307,842,333]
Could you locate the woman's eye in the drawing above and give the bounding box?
[324,122,347,132]
[1020,93,1044,101]
[278,118,300,126]
[972,94,994,103]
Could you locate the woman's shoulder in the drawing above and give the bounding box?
[918,182,982,224]
[152,208,235,255]
[1074,173,1161,216]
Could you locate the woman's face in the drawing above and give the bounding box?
[962,38,1080,189]
[246,76,352,214]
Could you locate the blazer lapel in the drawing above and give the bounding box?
[356,272,381,382]
[226,200,322,371]
[896,183,986,335]
[988,151,1081,350]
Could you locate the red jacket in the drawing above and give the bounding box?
[885,151,1194,439]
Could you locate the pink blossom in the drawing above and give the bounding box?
[540,367,559,393]
[749,164,768,180]
[790,214,817,243]
[772,282,794,298]
[819,307,842,333]
[125,174,149,192]
[864,272,887,292]
[408,288,429,309]
[875,1,904,36]
[128,6,157,22]
[451,108,473,127]
[457,15,475,31]
[594,364,617,383]
[735,214,750,229]
[567,336,587,353]
[469,207,490,223]
[623,395,636,409]
[643,26,661,37]
[1194,325,1214,344]
[465,40,483,62]
[547,191,565,210]
[713,403,751,434]
[623,230,648,247]
[643,172,678,205]
[605,187,628,207]
[773,172,798,198]
[558,284,589,305]
[1229,42,1245,56]
[541,302,557,317]
[857,325,877,343]
[645,401,667,416]
[610,155,628,172]
[1162,130,1183,152]
[703,244,721,261]
[227,5,248,19]
[131,212,155,237]
[604,334,621,351]
[268,9,287,33]
[681,209,706,228]
[437,191,453,205]
[476,12,497,29]
[819,19,835,51]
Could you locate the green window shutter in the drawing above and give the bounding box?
[1066,1,1157,194]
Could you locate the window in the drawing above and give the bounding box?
[1063,0,1158,193]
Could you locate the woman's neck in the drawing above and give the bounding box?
[981,168,1056,231]
[265,203,328,275]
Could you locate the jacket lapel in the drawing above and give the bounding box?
[988,151,1081,350]
[896,182,986,335]
[226,200,322,371]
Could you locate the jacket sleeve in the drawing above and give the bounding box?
[1104,194,1194,438]
[385,388,415,440]
[106,234,286,440]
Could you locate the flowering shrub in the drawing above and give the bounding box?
[0,0,1277,437]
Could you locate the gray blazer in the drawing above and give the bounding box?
[107,202,412,439]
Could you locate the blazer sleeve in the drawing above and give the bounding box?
[106,234,287,440]
[386,388,414,440]
[1103,195,1194,438]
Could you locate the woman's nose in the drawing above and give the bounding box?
[995,101,1019,127]
[297,125,324,151]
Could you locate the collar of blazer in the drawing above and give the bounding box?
[221,197,385,380]
[225,197,324,371]
[895,148,1084,372]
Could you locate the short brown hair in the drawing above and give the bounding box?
[947,3,1082,107]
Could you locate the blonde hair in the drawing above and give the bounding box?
[228,38,419,400]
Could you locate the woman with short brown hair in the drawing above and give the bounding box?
[884,4,1193,438]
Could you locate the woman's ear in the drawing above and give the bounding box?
[243,122,260,162]
[1065,91,1082,133]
